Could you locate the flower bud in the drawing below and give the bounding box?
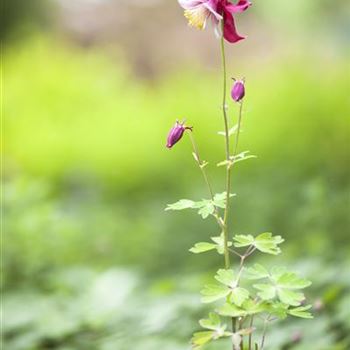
[231,79,245,102]
[166,121,192,149]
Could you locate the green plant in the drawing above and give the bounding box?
[165,1,313,349]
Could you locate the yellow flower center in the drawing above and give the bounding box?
[184,6,210,30]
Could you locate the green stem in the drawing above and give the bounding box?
[233,101,244,158]
[260,318,270,350]
[248,315,254,350]
[220,32,231,271]
[188,132,215,200]
[220,31,236,350]
[188,132,223,228]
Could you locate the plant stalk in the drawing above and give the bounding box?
[220,30,236,350]
[220,33,231,271]
[188,131,223,228]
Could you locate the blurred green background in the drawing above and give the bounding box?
[2,1,350,349]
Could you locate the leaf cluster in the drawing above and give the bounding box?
[188,232,312,349]
[165,192,235,219]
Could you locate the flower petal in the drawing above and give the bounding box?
[203,0,222,20]
[223,9,245,43]
[178,0,204,10]
[225,0,252,14]
[184,5,212,30]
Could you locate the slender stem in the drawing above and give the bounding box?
[228,248,243,258]
[248,316,254,350]
[236,245,254,286]
[260,319,270,350]
[233,101,244,158]
[188,132,215,200]
[220,30,236,350]
[236,255,246,286]
[188,132,224,228]
[220,30,231,270]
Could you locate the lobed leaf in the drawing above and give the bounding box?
[277,289,305,306]
[253,284,276,300]
[165,199,195,211]
[232,151,257,164]
[189,242,217,254]
[211,234,232,254]
[218,299,267,318]
[191,331,214,349]
[254,233,284,255]
[215,269,236,287]
[265,302,288,320]
[189,234,232,255]
[212,192,236,208]
[246,264,270,280]
[199,312,223,331]
[218,303,248,318]
[230,287,250,307]
[288,305,313,319]
[198,202,215,219]
[233,232,284,255]
[233,234,255,247]
[200,284,230,303]
[276,272,312,289]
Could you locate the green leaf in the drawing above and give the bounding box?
[218,124,239,137]
[191,331,214,348]
[218,299,265,318]
[192,314,231,348]
[265,302,288,320]
[232,151,257,164]
[254,232,284,255]
[253,284,276,300]
[215,269,236,287]
[165,197,221,219]
[233,232,284,255]
[246,264,270,280]
[199,313,224,331]
[288,305,313,319]
[276,272,312,289]
[217,302,248,318]
[230,287,250,307]
[241,299,269,315]
[200,284,230,303]
[270,266,287,280]
[189,234,232,255]
[233,234,255,247]
[213,192,236,208]
[252,267,311,306]
[211,234,232,254]
[165,199,195,211]
[277,289,305,306]
[198,202,215,219]
[189,242,217,254]
[217,159,232,168]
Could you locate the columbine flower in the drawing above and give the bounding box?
[231,78,245,102]
[178,0,251,43]
[166,120,192,149]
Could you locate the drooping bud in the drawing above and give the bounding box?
[231,79,245,102]
[166,120,192,149]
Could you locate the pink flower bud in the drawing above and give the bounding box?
[231,79,245,102]
[166,121,192,149]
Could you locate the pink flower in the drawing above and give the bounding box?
[231,79,245,102]
[166,121,193,149]
[178,0,251,43]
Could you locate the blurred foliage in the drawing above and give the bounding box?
[1,0,49,41]
[3,35,350,349]
[3,263,350,350]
